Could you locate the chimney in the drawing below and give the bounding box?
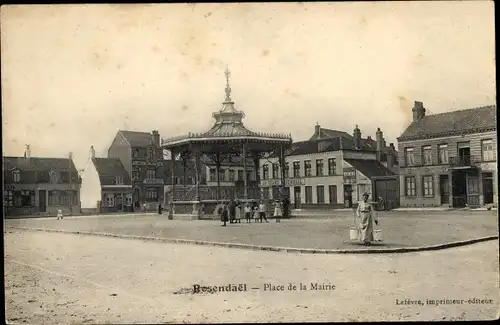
[412,101,426,122]
[376,127,384,152]
[24,144,31,158]
[90,146,96,159]
[386,143,396,168]
[152,130,160,146]
[353,125,361,149]
[315,123,321,139]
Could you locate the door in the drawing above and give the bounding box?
[482,173,494,204]
[38,190,46,213]
[294,186,301,209]
[439,175,450,205]
[344,185,353,208]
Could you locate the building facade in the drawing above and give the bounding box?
[108,130,166,210]
[397,102,497,208]
[3,147,81,217]
[259,124,398,209]
[80,146,134,213]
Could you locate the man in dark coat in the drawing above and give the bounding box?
[228,199,237,224]
[221,203,228,226]
[282,196,290,218]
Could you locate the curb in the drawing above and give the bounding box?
[5,226,498,255]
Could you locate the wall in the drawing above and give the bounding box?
[108,132,132,176]
[80,158,102,209]
[398,131,497,207]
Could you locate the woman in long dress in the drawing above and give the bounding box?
[356,192,378,246]
[273,200,282,223]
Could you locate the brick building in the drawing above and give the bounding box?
[108,130,166,211]
[260,123,399,209]
[3,146,81,217]
[397,102,497,208]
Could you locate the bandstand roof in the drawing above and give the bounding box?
[162,68,292,151]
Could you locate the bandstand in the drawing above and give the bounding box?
[162,68,292,219]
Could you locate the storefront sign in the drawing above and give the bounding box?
[260,178,306,187]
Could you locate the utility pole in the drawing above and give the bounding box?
[68,151,73,216]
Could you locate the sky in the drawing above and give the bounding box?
[1,2,496,170]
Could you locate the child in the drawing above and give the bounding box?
[244,203,252,223]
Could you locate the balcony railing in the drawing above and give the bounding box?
[449,155,479,168]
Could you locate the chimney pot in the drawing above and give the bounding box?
[412,101,426,121]
[90,146,96,159]
[315,123,321,138]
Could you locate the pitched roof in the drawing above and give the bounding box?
[275,136,377,157]
[398,105,497,141]
[344,158,395,178]
[3,156,80,184]
[118,130,154,147]
[92,158,131,186]
[3,156,78,173]
[309,127,352,141]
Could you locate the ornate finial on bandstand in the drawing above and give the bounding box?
[224,66,232,102]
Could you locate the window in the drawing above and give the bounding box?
[132,169,140,181]
[422,146,432,165]
[305,186,312,203]
[115,176,124,185]
[272,163,279,179]
[237,170,244,181]
[246,170,253,181]
[481,139,494,161]
[328,158,336,176]
[262,187,270,199]
[405,177,416,197]
[228,170,235,181]
[293,162,300,177]
[219,169,226,181]
[125,194,133,206]
[49,171,60,184]
[422,176,434,197]
[438,144,448,164]
[404,148,415,166]
[105,194,115,207]
[262,164,269,180]
[187,176,194,185]
[284,162,289,178]
[4,190,13,207]
[147,169,156,179]
[304,160,312,177]
[328,185,337,204]
[316,186,325,203]
[146,188,158,199]
[14,192,23,207]
[49,190,61,205]
[13,170,21,182]
[316,159,324,176]
[209,168,216,181]
[66,190,77,205]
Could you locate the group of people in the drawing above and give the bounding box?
[219,197,291,227]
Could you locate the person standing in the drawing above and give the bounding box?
[244,202,252,223]
[228,199,236,224]
[356,192,378,246]
[158,201,163,214]
[282,196,290,218]
[221,203,228,227]
[259,200,269,223]
[273,200,282,223]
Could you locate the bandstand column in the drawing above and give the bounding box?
[252,151,261,200]
[168,148,176,220]
[216,152,221,202]
[192,150,202,219]
[242,142,248,200]
[279,145,286,199]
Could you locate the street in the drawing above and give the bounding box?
[4,229,499,323]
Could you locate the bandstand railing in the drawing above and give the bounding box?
[167,185,262,202]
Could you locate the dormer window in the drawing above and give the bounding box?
[49,171,60,184]
[13,170,21,183]
[115,176,124,185]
